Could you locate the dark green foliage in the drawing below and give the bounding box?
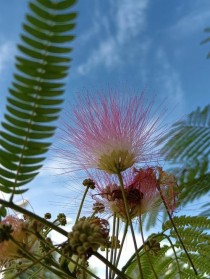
[0,0,77,195]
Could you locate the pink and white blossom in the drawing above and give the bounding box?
[59,92,164,174]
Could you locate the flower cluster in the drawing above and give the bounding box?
[68,216,109,259]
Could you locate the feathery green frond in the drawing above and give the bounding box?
[163,215,210,231]
[159,105,210,162]
[0,0,77,195]
[177,159,210,206]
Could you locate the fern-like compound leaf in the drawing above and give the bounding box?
[0,0,77,195]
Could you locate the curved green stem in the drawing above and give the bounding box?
[75,185,90,224]
[117,171,143,279]
[157,184,197,275]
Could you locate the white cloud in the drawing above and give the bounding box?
[76,0,150,75]
[77,37,120,75]
[115,0,149,44]
[155,48,185,117]
[0,41,15,73]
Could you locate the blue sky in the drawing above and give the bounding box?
[0,0,210,218]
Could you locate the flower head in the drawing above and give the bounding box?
[92,167,178,221]
[59,92,164,174]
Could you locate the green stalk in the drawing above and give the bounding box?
[157,183,197,275]
[117,171,144,279]
[110,216,120,279]
[106,247,109,279]
[109,214,117,279]
[113,217,120,266]
[72,185,90,275]
[75,185,90,224]
[112,221,128,279]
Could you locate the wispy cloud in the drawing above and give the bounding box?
[115,0,149,43]
[76,0,149,75]
[155,47,185,118]
[170,8,210,40]
[77,37,120,75]
[0,41,15,73]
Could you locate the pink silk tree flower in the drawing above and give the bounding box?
[59,92,164,174]
[91,167,178,221]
